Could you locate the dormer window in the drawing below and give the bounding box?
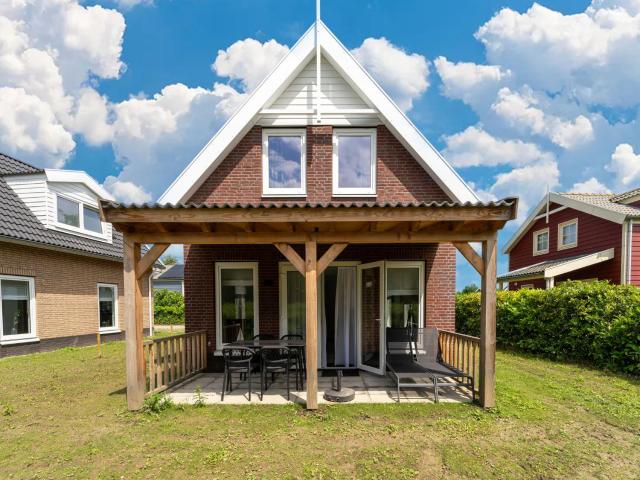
[56,194,104,236]
[332,129,377,196]
[262,129,306,197]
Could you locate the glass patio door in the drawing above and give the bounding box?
[357,261,385,375]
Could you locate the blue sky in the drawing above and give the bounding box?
[2,0,640,289]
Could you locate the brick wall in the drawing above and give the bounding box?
[184,243,456,354]
[189,125,450,204]
[0,241,150,356]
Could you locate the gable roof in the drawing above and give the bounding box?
[611,187,640,204]
[0,154,123,261]
[155,264,184,281]
[159,22,478,205]
[503,191,640,254]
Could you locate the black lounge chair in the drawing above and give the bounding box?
[410,327,475,403]
[385,328,439,402]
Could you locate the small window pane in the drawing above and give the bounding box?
[57,197,80,227]
[338,135,373,189]
[99,286,115,329]
[268,136,302,189]
[536,232,548,252]
[386,268,420,329]
[84,206,103,234]
[2,280,31,336]
[286,270,305,336]
[562,223,576,246]
[220,268,254,344]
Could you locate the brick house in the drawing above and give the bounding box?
[101,22,517,409]
[499,190,640,290]
[0,154,151,357]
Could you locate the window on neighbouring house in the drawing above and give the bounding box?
[533,228,549,255]
[0,276,36,342]
[559,219,578,249]
[332,129,376,196]
[262,130,306,196]
[216,263,258,350]
[98,284,117,331]
[84,206,103,234]
[57,196,80,227]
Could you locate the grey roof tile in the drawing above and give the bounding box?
[557,193,640,217]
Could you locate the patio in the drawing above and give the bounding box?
[166,371,473,405]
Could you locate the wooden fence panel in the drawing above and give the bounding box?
[438,330,480,396]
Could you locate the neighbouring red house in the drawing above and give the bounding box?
[499,190,640,290]
[101,22,517,410]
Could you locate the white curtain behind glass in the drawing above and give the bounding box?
[334,267,356,367]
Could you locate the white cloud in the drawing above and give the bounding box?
[476,3,640,107]
[212,38,289,92]
[352,37,430,112]
[606,143,640,186]
[103,176,152,204]
[69,88,113,146]
[569,177,612,193]
[434,56,510,109]
[442,126,555,167]
[113,0,154,10]
[491,88,594,149]
[0,87,75,167]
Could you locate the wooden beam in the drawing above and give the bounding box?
[126,229,496,245]
[410,220,436,232]
[136,244,170,279]
[124,236,145,410]
[198,222,212,232]
[317,243,348,275]
[274,243,305,275]
[479,233,497,409]
[453,242,484,275]
[103,204,516,225]
[305,240,318,410]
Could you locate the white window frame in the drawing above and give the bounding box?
[533,228,549,256]
[558,219,578,250]
[332,128,377,197]
[215,262,259,351]
[55,193,106,239]
[520,284,534,289]
[384,261,425,329]
[262,129,306,197]
[97,283,119,333]
[0,275,37,344]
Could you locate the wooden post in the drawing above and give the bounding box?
[96,332,102,358]
[124,235,146,410]
[305,240,318,410]
[479,233,497,409]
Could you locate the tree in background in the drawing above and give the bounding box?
[460,284,480,294]
[161,254,178,266]
[154,289,184,325]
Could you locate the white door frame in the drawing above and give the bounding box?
[356,261,385,375]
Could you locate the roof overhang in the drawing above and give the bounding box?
[158,21,478,206]
[503,192,629,254]
[45,169,115,201]
[101,198,517,245]
[498,248,615,282]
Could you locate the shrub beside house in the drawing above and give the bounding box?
[456,281,640,375]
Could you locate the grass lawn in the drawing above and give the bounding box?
[0,343,639,479]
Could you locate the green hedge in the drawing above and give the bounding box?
[154,289,184,325]
[456,281,640,375]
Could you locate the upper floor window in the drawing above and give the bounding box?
[558,219,578,250]
[56,195,103,235]
[533,228,549,255]
[0,275,36,343]
[332,129,377,196]
[262,129,306,197]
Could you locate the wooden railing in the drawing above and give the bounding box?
[143,331,207,395]
[438,330,480,395]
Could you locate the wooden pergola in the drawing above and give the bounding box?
[100,199,517,410]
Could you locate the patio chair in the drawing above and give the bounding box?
[260,346,295,401]
[221,347,255,401]
[410,327,475,403]
[385,327,439,402]
[280,334,305,387]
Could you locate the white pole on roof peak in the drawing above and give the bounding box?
[545,184,550,224]
[315,0,322,124]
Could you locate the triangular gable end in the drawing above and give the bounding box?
[159,21,478,205]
